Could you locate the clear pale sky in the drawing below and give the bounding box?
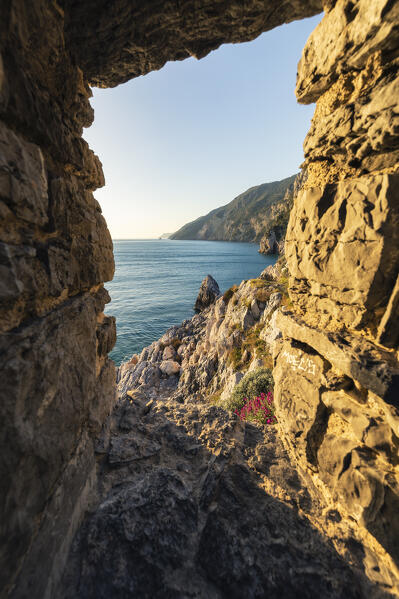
[84,14,322,239]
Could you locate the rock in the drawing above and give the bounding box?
[250,299,260,319]
[219,372,244,402]
[247,358,264,372]
[194,275,220,312]
[3,0,399,596]
[261,292,283,323]
[160,360,181,377]
[177,343,187,357]
[260,309,282,345]
[162,345,176,360]
[260,263,279,281]
[285,174,399,330]
[63,378,371,599]
[276,311,399,405]
[139,364,161,386]
[377,273,399,348]
[259,230,279,254]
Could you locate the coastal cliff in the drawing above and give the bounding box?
[258,170,306,255]
[170,175,296,242]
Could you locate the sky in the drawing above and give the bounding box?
[84,14,322,239]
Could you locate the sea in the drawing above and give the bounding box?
[106,239,277,365]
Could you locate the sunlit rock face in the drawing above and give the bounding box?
[1,0,399,596]
[276,0,399,590]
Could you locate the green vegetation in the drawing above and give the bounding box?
[228,346,243,370]
[207,389,223,405]
[227,323,273,370]
[223,285,238,305]
[222,367,274,412]
[255,288,273,303]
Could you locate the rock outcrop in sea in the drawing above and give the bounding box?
[194,274,220,311]
[259,229,279,254]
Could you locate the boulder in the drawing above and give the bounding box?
[160,360,181,376]
[260,263,280,281]
[162,345,176,360]
[194,275,220,312]
[259,230,279,254]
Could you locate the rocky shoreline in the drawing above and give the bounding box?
[117,269,284,407]
[62,268,397,597]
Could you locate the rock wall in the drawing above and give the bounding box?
[0,2,116,597]
[275,0,399,590]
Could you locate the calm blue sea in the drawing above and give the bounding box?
[106,240,276,365]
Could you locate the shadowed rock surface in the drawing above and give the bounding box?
[64,1,323,87]
[194,275,221,312]
[63,280,397,597]
[62,390,371,599]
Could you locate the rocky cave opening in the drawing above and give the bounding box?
[1,1,399,597]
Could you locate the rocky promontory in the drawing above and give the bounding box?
[170,175,296,243]
[62,267,398,597]
[258,170,307,256]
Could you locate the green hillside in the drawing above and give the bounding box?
[170,174,297,242]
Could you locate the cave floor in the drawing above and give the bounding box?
[61,384,390,598]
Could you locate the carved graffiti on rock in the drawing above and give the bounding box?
[281,350,317,376]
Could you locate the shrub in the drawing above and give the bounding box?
[249,278,267,289]
[223,285,238,305]
[224,367,274,412]
[228,346,242,370]
[255,288,273,303]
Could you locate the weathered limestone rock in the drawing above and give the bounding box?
[259,229,279,254]
[377,274,399,348]
[162,345,176,361]
[160,360,181,376]
[64,0,323,87]
[194,274,220,311]
[273,0,399,591]
[118,277,281,403]
[260,263,280,281]
[273,329,399,585]
[286,174,399,330]
[62,383,372,599]
[0,2,116,596]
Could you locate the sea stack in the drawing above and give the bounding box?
[194,275,220,311]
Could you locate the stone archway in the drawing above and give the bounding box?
[1,0,398,596]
